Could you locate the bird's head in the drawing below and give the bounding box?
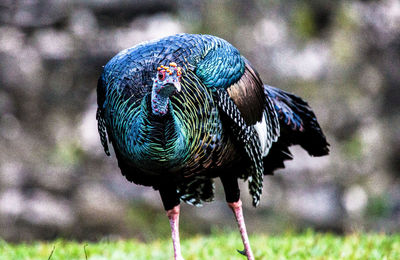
[151,62,182,115]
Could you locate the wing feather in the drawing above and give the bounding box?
[227,61,266,125]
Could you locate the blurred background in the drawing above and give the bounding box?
[0,0,399,242]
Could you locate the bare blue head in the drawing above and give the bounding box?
[151,63,182,116]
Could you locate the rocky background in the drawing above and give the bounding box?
[0,0,399,242]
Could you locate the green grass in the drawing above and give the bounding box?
[1,231,400,259]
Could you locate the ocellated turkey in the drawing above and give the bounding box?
[96,33,329,260]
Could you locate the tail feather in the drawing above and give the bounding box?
[263,141,293,175]
[263,85,329,174]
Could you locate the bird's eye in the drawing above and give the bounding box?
[158,71,165,81]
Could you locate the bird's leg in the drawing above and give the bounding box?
[220,174,254,260]
[167,205,184,260]
[228,199,254,260]
[159,185,184,260]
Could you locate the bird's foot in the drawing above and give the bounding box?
[237,248,254,260]
[237,248,246,256]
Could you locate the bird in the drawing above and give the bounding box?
[96,33,329,260]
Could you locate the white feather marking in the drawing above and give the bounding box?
[254,113,269,157]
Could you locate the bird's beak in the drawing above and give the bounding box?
[174,81,181,92]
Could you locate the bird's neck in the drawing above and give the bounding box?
[128,95,188,170]
[151,88,170,116]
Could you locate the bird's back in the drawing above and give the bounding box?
[99,34,244,100]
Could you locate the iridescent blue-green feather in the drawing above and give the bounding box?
[96,33,326,207]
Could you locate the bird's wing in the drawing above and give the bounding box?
[214,88,265,206]
[192,41,279,206]
[96,73,110,156]
[194,42,267,125]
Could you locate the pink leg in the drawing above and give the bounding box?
[167,205,184,260]
[228,200,255,260]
